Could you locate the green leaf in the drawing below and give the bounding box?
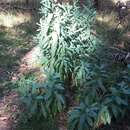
[111,104,118,118]
[36,96,44,100]
[57,100,62,112]
[68,119,78,130]
[56,94,65,105]
[30,101,37,115]
[69,110,80,123]
[115,96,128,106]
[41,102,48,118]
[78,114,86,130]
[86,116,93,127]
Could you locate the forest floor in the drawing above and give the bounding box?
[0,9,40,130]
[0,9,59,130]
[0,4,130,130]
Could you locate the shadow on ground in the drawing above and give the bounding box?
[0,9,40,130]
[0,9,38,82]
[0,9,59,130]
[96,6,130,51]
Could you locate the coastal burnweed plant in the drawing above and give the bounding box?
[68,63,130,130]
[36,0,100,83]
[68,102,99,130]
[18,72,65,119]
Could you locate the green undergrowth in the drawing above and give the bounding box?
[15,1,130,130]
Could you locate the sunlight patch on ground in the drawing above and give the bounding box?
[0,12,31,28]
[112,0,130,4]
[96,12,124,29]
[21,46,43,68]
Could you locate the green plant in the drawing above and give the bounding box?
[68,102,99,130]
[15,75,35,95]
[20,72,65,119]
[36,0,100,83]
[41,72,66,118]
[68,62,130,130]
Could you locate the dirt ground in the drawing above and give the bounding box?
[0,9,40,130]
